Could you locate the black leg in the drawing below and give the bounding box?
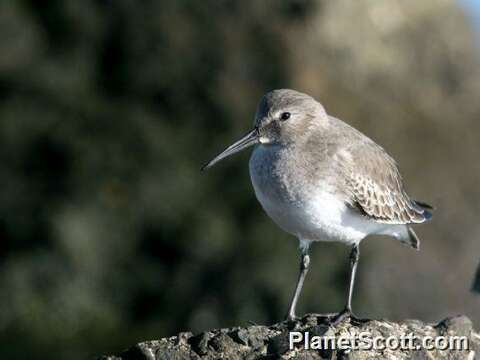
[285,245,311,320]
[330,245,367,325]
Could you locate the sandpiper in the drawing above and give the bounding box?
[203,89,432,323]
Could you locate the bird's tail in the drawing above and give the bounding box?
[403,200,432,249]
[413,200,434,222]
[396,226,420,250]
[405,226,420,250]
[380,224,421,250]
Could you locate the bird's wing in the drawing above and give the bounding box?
[340,136,431,225]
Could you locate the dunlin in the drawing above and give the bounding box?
[203,89,432,323]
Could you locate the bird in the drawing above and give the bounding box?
[202,89,432,323]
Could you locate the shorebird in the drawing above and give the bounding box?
[203,89,432,323]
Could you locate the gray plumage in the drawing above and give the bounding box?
[204,88,433,320]
[248,89,432,248]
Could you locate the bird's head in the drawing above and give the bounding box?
[202,89,326,170]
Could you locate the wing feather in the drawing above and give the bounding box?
[341,137,430,224]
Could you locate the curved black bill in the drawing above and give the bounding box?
[202,128,259,170]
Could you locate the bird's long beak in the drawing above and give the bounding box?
[202,128,259,170]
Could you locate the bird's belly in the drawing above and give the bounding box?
[253,186,374,244]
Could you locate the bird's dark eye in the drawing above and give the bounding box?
[280,112,291,121]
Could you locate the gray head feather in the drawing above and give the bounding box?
[253,89,327,145]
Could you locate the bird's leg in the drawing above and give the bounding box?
[330,245,368,325]
[285,244,311,321]
[345,244,359,314]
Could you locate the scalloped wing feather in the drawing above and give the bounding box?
[343,140,431,225]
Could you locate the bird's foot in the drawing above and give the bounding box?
[329,308,370,326]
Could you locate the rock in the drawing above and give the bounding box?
[99,314,479,359]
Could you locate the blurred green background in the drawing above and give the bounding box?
[1,0,479,358]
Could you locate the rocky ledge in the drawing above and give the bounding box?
[100,314,479,359]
